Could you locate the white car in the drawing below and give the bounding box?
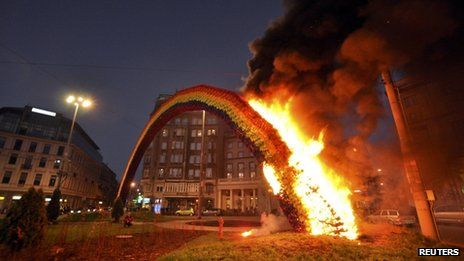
[367,209,416,226]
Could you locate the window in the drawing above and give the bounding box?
[227,142,233,149]
[226,152,232,159]
[238,163,244,179]
[250,171,256,179]
[158,168,165,178]
[33,174,42,186]
[38,157,47,168]
[207,153,214,163]
[156,185,164,192]
[18,172,28,185]
[0,136,6,149]
[143,168,150,178]
[13,139,23,151]
[29,142,37,152]
[174,118,181,125]
[171,141,184,149]
[8,153,18,165]
[162,129,168,137]
[2,171,12,184]
[182,118,188,125]
[191,129,202,137]
[238,142,244,148]
[43,144,51,154]
[159,153,166,163]
[206,183,214,193]
[207,141,215,149]
[168,168,182,179]
[53,159,61,169]
[206,168,212,178]
[206,117,216,124]
[196,143,201,150]
[48,175,57,187]
[57,146,65,156]
[170,154,183,163]
[238,151,244,158]
[226,164,233,179]
[23,156,32,169]
[174,128,184,136]
[207,129,216,136]
[192,118,202,125]
[144,155,151,164]
[189,155,200,164]
[188,169,195,178]
[161,142,167,150]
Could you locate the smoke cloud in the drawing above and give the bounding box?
[246,213,292,237]
[243,0,462,188]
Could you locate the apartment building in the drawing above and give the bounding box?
[0,106,118,211]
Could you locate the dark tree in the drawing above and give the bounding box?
[111,197,124,222]
[0,187,47,251]
[46,188,61,223]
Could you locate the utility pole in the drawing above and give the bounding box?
[381,71,439,240]
[197,110,206,219]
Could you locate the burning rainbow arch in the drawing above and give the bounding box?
[117,84,356,238]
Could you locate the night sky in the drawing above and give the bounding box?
[0,1,284,178]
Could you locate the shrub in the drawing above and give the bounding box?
[0,187,47,251]
[111,198,124,222]
[46,189,61,223]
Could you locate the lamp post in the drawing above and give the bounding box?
[57,95,92,189]
[197,110,206,219]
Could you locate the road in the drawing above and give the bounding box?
[438,224,464,246]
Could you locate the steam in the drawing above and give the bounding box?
[246,213,292,237]
[243,0,461,191]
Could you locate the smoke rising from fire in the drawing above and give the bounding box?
[244,0,461,186]
[244,213,292,237]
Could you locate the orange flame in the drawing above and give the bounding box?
[248,98,358,240]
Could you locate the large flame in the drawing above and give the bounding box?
[248,98,358,240]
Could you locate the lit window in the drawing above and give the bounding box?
[162,129,168,137]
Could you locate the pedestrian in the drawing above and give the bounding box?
[218,215,224,239]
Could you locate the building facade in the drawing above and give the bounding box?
[140,95,278,214]
[394,77,464,206]
[0,106,118,211]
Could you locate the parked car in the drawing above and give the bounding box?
[434,205,464,225]
[175,208,194,216]
[367,209,416,226]
[202,208,222,216]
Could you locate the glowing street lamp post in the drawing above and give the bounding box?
[57,95,92,189]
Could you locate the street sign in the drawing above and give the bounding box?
[425,190,435,201]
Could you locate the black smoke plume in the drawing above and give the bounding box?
[244,0,462,188]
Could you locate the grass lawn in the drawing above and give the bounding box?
[45,221,160,244]
[57,210,190,223]
[159,224,451,260]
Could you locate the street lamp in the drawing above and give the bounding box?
[57,95,92,189]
